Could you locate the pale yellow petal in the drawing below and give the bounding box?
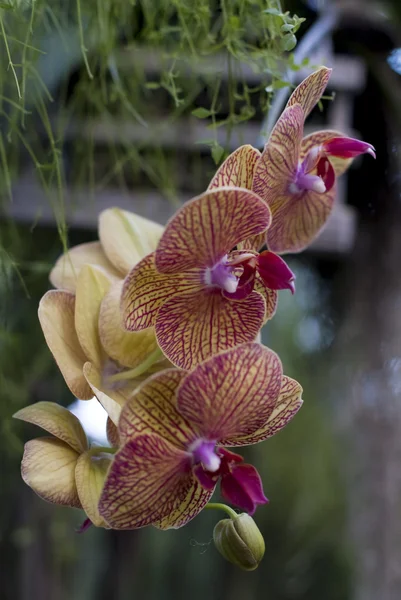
[38,290,92,400]
[49,241,120,293]
[75,450,113,527]
[21,438,80,507]
[75,265,112,368]
[14,402,88,454]
[106,418,120,447]
[98,207,164,275]
[83,362,131,425]
[99,280,159,369]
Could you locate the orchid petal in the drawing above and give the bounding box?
[286,66,331,119]
[49,242,120,293]
[75,451,113,527]
[253,104,304,203]
[225,376,303,445]
[220,463,268,515]
[155,188,271,274]
[266,185,336,254]
[301,130,352,177]
[106,418,120,447]
[118,369,193,449]
[121,253,204,332]
[98,208,164,275]
[254,276,278,322]
[207,145,261,190]
[177,343,282,442]
[99,433,212,530]
[83,362,129,425]
[75,265,112,368]
[257,251,296,293]
[156,290,266,371]
[21,438,81,507]
[38,291,92,400]
[14,402,88,454]
[99,280,159,368]
[324,136,376,159]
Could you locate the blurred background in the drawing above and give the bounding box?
[1,0,401,598]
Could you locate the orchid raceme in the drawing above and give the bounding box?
[121,187,295,371]
[39,263,170,426]
[209,67,375,254]
[13,402,115,528]
[98,343,303,530]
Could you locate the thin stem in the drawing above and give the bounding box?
[88,446,117,456]
[76,0,93,79]
[205,502,238,520]
[0,14,21,99]
[107,347,164,383]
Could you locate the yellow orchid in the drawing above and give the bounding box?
[49,207,164,292]
[14,402,117,529]
[39,207,171,426]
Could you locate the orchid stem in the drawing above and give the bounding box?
[107,347,164,383]
[205,503,238,520]
[88,446,117,456]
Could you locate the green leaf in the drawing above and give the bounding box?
[211,143,224,165]
[191,107,212,119]
[281,34,297,52]
[263,8,282,16]
[145,82,160,90]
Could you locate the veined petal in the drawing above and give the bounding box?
[14,402,88,454]
[107,418,120,447]
[301,130,352,177]
[286,67,331,119]
[49,241,120,293]
[21,438,80,507]
[225,376,303,446]
[99,433,211,530]
[265,185,336,254]
[38,291,92,400]
[254,276,278,323]
[75,450,113,527]
[121,253,204,332]
[177,343,283,443]
[155,188,271,274]
[83,362,130,425]
[208,145,261,190]
[98,208,164,275]
[252,104,305,208]
[99,280,160,368]
[156,290,266,371]
[118,370,194,449]
[75,265,112,368]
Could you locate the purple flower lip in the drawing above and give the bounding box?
[190,439,221,472]
[205,255,239,294]
[323,137,376,159]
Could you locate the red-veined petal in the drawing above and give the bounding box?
[14,402,88,454]
[21,438,81,507]
[107,417,120,447]
[208,145,261,190]
[49,241,120,293]
[99,433,212,530]
[155,290,266,371]
[155,188,271,274]
[121,253,204,332]
[265,184,336,254]
[224,375,303,446]
[177,343,283,443]
[286,67,331,119]
[118,369,195,449]
[254,276,278,323]
[38,291,92,400]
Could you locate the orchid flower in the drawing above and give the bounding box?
[49,207,164,292]
[98,343,303,530]
[209,67,375,254]
[121,188,295,371]
[14,402,115,529]
[39,264,170,430]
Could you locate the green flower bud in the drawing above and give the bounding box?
[213,513,265,571]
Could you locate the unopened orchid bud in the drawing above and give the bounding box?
[213,513,265,571]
